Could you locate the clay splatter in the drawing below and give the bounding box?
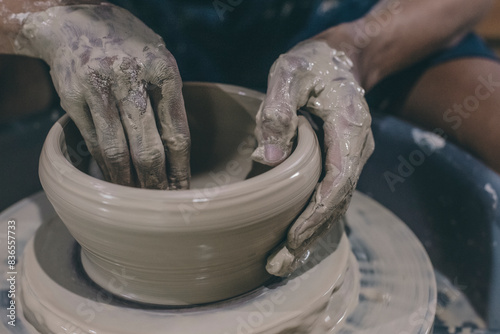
[412,128,446,152]
[484,183,498,209]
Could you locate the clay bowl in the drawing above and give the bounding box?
[39,82,321,305]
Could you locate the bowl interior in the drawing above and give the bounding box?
[62,83,272,188]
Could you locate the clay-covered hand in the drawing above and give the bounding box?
[14,4,190,189]
[253,40,374,276]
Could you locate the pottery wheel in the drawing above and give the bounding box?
[1,191,436,333]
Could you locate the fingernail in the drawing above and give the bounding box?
[266,257,283,276]
[266,246,295,277]
[264,144,285,164]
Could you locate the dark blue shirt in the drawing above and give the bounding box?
[110,0,378,90]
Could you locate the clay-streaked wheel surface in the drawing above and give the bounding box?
[0,191,436,334]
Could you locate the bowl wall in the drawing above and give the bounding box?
[39,82,322,305]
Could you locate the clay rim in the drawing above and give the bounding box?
[39,83,320,213]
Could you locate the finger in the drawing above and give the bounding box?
[266,242,309,277]
[266,243,297,277]
[85,90,134,187]
[287,98,374,250]
[266,128,372,277]
[266,215,347,277]
[113,79,168,189]
[148,56,191,190]
[61,99,111,181]
[252,59,306,166]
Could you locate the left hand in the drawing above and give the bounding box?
[252,40,374,276]
[14,4,191,190]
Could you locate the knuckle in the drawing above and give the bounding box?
[163,134,191,154]
[150,58,181,85]
[162,68,182,87]
[146,45,175,61]
[261,105,295,128]
[133,147,165,171]
[119,56,140,71]
[116,57,143,82]
[276,54,310,73]
[161,49,177,64]
[102,145,128,162]
[58,87,71,101]
[86,67,114,92]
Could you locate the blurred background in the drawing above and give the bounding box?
[477,0,500,55]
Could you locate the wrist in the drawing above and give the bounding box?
[13,3,114,62]
[311,22,371,91]
[1,1,102,54]
[312,19,394,91]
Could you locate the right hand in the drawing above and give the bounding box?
[15,3,190,189]
[252,40,374,276]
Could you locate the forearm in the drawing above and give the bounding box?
[0,0,100,54]
[314,0,493,90]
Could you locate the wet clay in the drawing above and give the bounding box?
[12,191,437,334]
[14,4,191,189]
[20,215,357,334]
[1,0,78,52]
[254,40,374,276]
[38,83,322,305]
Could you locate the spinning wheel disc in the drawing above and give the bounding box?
[0,192,435,333]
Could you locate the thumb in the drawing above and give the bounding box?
[252,98,298,166]
[252,56,314,166]
[252,51,322,166]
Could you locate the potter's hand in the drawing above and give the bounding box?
[253,40,374,276]
[15,4,190,189]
